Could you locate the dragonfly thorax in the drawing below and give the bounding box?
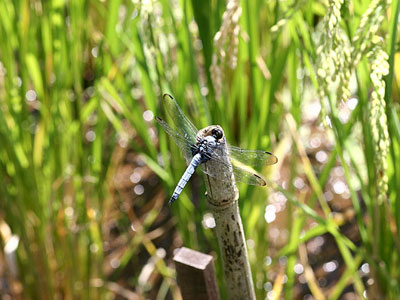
[191,135,219,163]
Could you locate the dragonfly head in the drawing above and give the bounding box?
[211,128,223,140]
[196,125,225,145]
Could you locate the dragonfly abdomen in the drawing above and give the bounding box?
[169,153,202,204]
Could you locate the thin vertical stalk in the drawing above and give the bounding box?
[197,125,256,300]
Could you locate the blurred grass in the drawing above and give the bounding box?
[0,0,399,299]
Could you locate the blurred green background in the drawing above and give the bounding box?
[0,0,399,299]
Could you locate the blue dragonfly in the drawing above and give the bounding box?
[156,94,278,204]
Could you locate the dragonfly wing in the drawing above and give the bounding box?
[231,164,267,186]
[161,94,198,142]
[200,155,235,185]
[155,116,194,164]
[228,146,278,167]
[228,146,278,186]
[200,147,269,186]
[198,146,278,186]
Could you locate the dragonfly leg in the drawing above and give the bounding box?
[191,144,198,156]
[201,152,212,163]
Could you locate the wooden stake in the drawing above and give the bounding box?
[173,247,220,300]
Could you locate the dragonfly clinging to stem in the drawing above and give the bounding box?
[156,94,278,204]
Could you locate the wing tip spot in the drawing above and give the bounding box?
[163,93,174,100]
[253,174,267,186]
[265,151,278,164]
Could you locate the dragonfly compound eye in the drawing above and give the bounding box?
[212,128,223,140]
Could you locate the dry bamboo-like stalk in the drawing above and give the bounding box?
[196,126,256,300]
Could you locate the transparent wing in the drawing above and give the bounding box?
[155,116,194,164]
[200,145,277,186]
[228,146,278,168]
[231,163,268,186]
[161,94,198,142]
[201,161,267,186]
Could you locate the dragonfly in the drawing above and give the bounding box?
[156,94,278,204]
